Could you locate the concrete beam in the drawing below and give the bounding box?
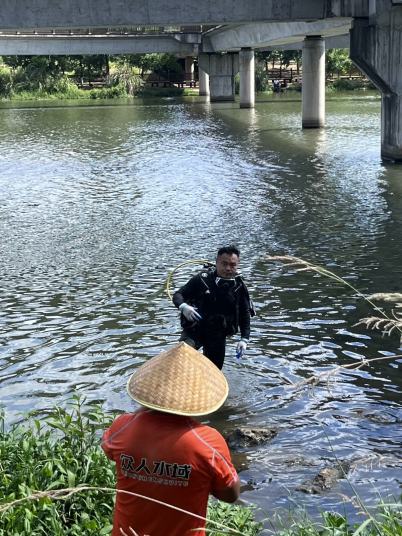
[0,0,331,30]
[0,35,196,55]
[202,19,352,52]
[262,34,350,50]
[330,0,370,17]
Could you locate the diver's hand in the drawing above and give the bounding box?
[236,339,248,359]
[179,303,202,322]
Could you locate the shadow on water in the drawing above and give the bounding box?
[0,93,401,525]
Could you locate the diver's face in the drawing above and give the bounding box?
[216,253,239,278]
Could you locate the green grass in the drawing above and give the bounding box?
[2,86,198,101]
[272,507,402,535]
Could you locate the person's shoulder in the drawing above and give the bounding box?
[199,269,213,280]
[189,267,215,284]
[110,410,144,427]
[188,421,228,450]
[235,274,248,289]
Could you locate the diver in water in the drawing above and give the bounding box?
[172,245,255,369]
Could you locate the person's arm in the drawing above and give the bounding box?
[212,477,240,503]
[172,275,199,308]
[101,425,115,460]
[100,413,132,461]
[173,276,203,321]
[238,288,251,340]
[209,430,241,503]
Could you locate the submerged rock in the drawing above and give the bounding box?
[297,460,351,494]
[225,427,277,449]
[347,408,401,424]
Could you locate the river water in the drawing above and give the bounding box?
[1,92,401,527]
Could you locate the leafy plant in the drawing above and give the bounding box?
[206,500,262,535]
[0,396,115,535]
[0,67,13,98]
[109,64,143,96]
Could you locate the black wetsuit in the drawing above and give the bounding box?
[172,269,254,369]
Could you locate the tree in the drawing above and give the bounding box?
[281,50,302,74]
[111,53,182,79]
[255,50,283,71]
[326,49,353,79]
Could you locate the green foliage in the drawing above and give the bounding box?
[0,67,13,98]
[150,53,182,78]
[274,506,402,535]
[0,53,183,99]
[281,51,302,69]
[0,398,263,536]
[0,396,115,535]
[112,53,182,79]
[109,64,143,95]
[328,78,369,91]
[69,55,109,82]
[140,86,185,97]
[287,81,302,92]
[255,50,283,69]
[207,500,262,535]
[255,65,272,93]
[326,49,353,79]
[1,398,401,535]
[2,55,64,75]
[88,85,128,99]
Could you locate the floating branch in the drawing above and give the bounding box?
[286,354,402,393]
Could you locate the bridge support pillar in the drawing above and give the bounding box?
[198,67,209,96]
[198,52,238,102]
[185,56,194,81]
[350,4,402,162]
[239,48,255,108]
[302,36,325,128]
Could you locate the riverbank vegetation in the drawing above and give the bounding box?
[0,53,193,101]
[0,48,375,102]
[255,49,375,93]
[1,397,401,535]
[0,397,262,535]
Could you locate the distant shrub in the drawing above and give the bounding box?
[0,67,13,97]
[287,81,302,92]
[255,66,272,93]
[330,78,368,91]
[89,85,128,99]
[51,76,83,98]
[140,86,185,97]
[109,64,143,96]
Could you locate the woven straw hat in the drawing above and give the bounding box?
[126,342,229,416]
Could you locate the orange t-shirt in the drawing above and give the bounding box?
[101,409,238,536]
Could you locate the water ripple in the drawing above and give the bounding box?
[0,96,401,522]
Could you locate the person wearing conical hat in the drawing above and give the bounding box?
[101,342,240,536]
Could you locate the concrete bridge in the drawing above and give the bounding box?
[0,0,401,162]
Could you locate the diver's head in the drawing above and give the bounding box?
[216,245,240,279]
